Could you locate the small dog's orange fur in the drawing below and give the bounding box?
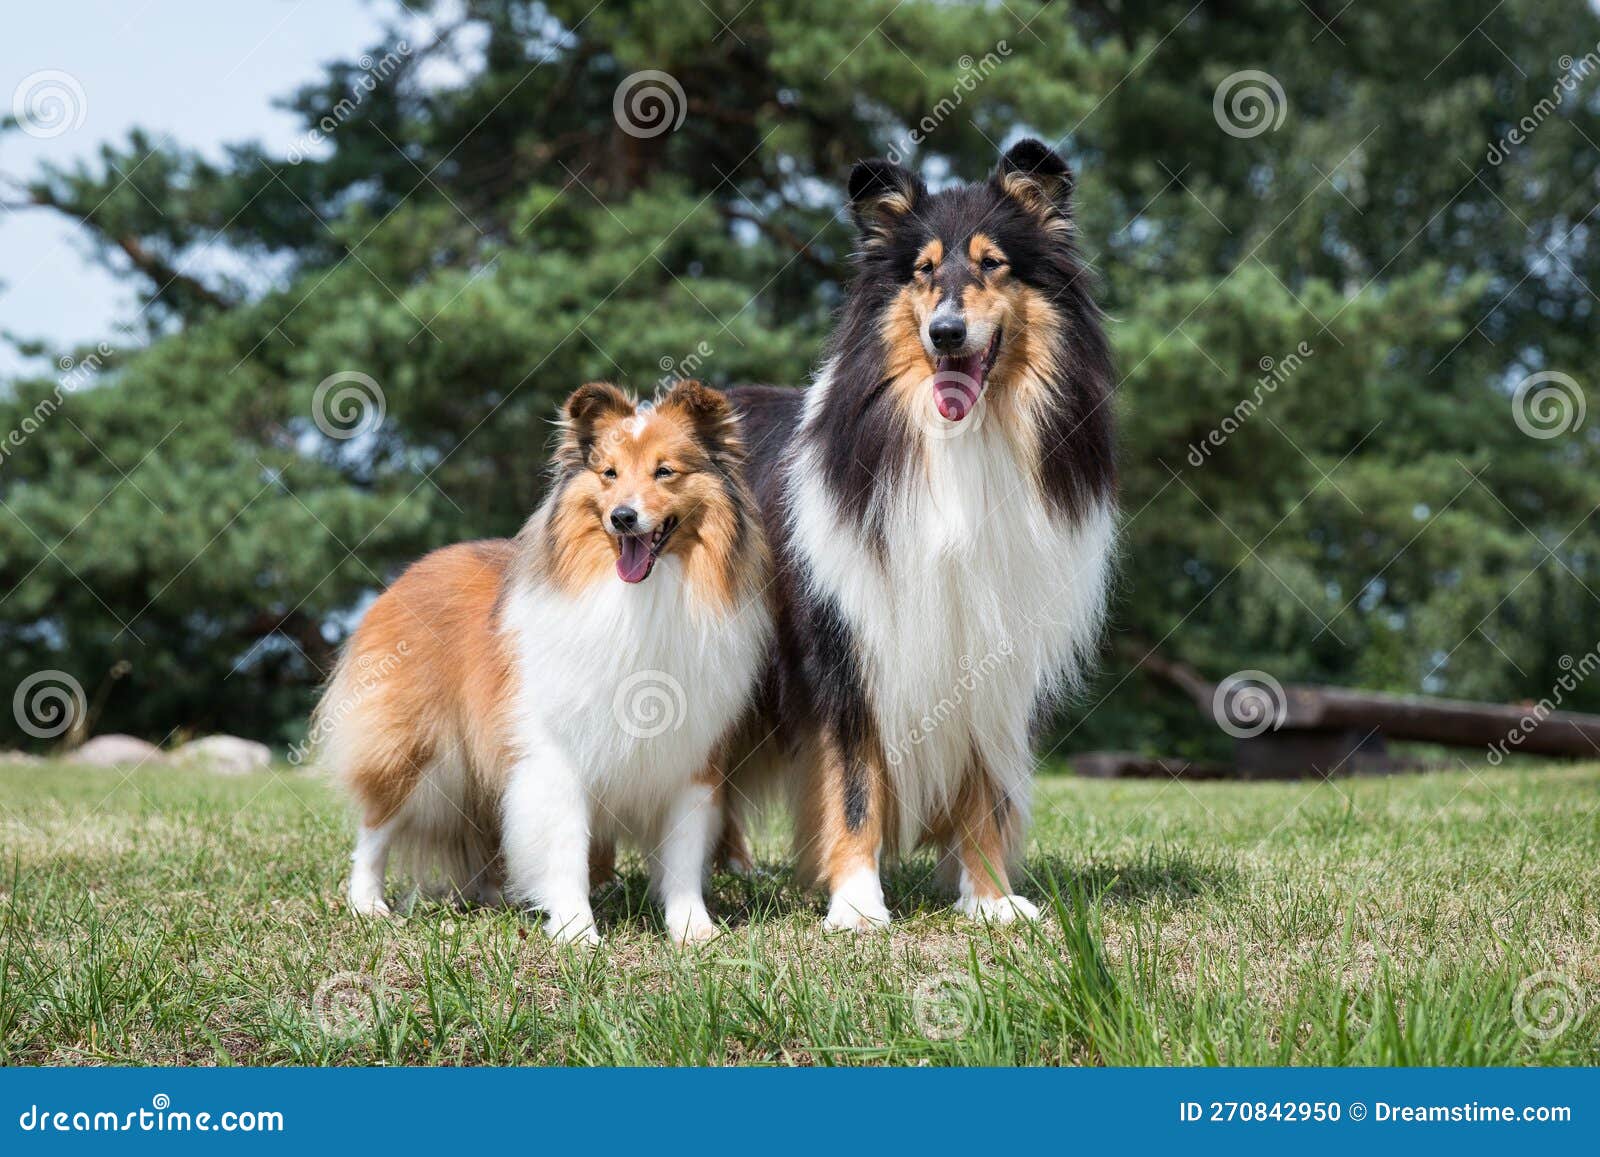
[316,381,768,938]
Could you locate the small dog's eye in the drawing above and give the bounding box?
[916,261,935,276]
[602,467,617,480]
[980,256,1004,272]
[654,465,675,480]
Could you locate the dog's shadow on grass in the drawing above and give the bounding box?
[578,845,1241,937]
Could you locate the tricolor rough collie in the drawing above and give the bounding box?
[727,139,1116,930]
[315,381,771,944]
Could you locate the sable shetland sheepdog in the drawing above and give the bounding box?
[315,380,771,944]
[725,139,1116,931]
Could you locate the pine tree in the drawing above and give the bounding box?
[2,0,1597,753]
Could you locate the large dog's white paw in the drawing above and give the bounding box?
[823,894,892,933]
[545,911,600,946]
[823,866,892,932]
[954,894,1040,925]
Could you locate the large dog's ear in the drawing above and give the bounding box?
[558,381,634,469]
[994,138,1074,235]
[660,379,744,464]
[847,158,926,248]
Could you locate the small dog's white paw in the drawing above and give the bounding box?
[545,912,600,945]
[667,908,720,946]
[348,890,392,918]
[823,896,892,933]
[954,894,1040,925]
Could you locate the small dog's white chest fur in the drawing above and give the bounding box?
[790,392,1115,847]
[502,560,768,836]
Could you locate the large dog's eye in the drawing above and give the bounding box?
[915,260,935,276]
[602,467,617,480]
[980,256,1005,273]
[654,465,675,480]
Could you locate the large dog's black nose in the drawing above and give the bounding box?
[929,316,967,353]
[610,506,639,533]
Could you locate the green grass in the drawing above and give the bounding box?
[3,759,1599,1065]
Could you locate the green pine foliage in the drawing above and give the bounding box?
[3,0,1597,751]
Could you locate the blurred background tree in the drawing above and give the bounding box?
[2,0,1598,756]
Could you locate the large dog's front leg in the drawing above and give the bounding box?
[944,769,1039,925]
[815,736,892,932]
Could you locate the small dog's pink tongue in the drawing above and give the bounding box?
[934,353,984,422]
[616,535,654,583]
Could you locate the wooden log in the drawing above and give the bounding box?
[1131,644,1600,759]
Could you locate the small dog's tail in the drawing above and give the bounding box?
[309,632,505,909]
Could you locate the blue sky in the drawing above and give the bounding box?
[0,0,397,378]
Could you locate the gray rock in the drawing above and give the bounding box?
[71,734,165,767]
[172,734,272,775]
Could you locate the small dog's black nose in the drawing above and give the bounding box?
[929,316,967,353]
[610,506,639,533]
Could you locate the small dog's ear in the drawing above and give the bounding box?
[847,158,926,248]
[558,381,633,469]
[660,379,744,463]
[994,138,1074,233]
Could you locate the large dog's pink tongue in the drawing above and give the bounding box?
[616,535,654,583]
[934,352,985,422]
